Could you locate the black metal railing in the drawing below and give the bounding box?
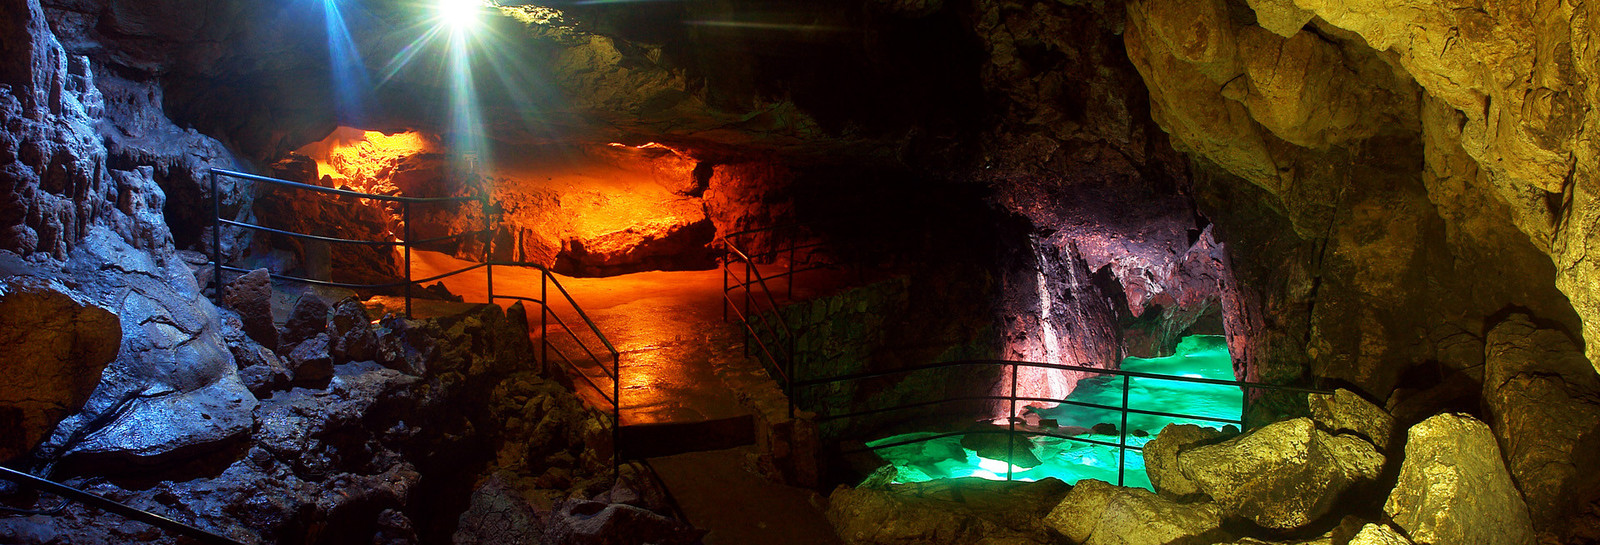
[800,359,1331,486]
[719,223,832,419]
[0,465,243,544]
[718,222,1332,487]
[208,169,621,479]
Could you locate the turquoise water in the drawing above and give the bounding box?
[866,335,1240,490]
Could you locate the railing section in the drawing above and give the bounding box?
[717,221,1332,486]
[719,223,832,419]
[0,465,244,544]
[207,169,621,481]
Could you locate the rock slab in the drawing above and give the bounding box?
[1043,478,1224,545]
[1383,413,1533,545]
[1179,417,1383,529]
[1143,423,1225,498]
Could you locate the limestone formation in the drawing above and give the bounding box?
[1483,314,1600,532]
[0,277,120,462]
[1179,417,1383,529]
[223,268,277,350]
[282,294,331,347]
[1384,414,1534,545]
[1043,478,1225,545]
[827,478,1069,545]
[1308,388,1395,451]
[1142,423,1225,499]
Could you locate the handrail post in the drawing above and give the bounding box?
[210,170,222,305]
[721,243,729,322]
[787,323,796,419]
[1118,374,1130,487]
[787,225,796,300]
[613,349,621,484]
[1007,361,1019,481]
[743,258,752,358]
[402,201,413,319]
[541,268,549,375]
[483,191,493,305]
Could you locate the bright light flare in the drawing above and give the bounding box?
[434,0,485,32]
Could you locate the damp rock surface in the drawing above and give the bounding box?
[1043,478,1225,545]
[1142,423,1226,499]
[1383,413,1534,545]
[1483,313,1600,534]
[1308,389,1394,451]
[827,478,1068,545]
[1178,417,1383,529]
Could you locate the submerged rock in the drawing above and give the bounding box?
[960,430,1042,468]
[1142,423,1225,499]
[1043,478,1225,545]
[1178,417,1383,529]
[1384,413,1533,545]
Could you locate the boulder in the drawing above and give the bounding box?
[552,216,718,277]
[66,373,257,465]
[828,477,1069,545]
[453,472,542,545]
[1349,523,1411,545]
[223,268,277,350]
[1043,478,1225,545]
[1308,388,1395,451]
[231,337,291,397]
[329,297,378,363]
[541,498,703,545]
[281,294,330,347]
[285,333,335,385]
[1383,413,1533,545]
[1178,417,1383,529]
[1483,314,1600,530]
[0,277,120,462]
[1142,423,1225,498]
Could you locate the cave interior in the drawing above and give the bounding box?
[2,0,1599,544]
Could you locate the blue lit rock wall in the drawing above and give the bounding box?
[1,0,253,466]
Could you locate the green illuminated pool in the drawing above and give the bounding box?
[866,335,1240,489]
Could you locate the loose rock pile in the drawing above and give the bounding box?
[0,292,689,544]
[827,386,1585,545]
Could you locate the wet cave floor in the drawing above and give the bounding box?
[867,335,1241,489]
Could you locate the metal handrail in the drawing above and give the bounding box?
[719,220,1332,486]
[208,169,623,483]
[0,465,243,544]
[813,359,1331,485]
[720,236,802,418]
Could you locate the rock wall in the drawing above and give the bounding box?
[1,0,256,470]
[1123,0,1590,404]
